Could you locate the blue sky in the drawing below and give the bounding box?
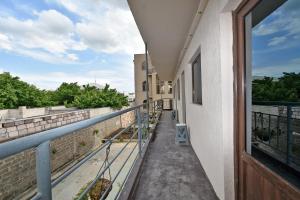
[0,0,144,92]
[252,0,300,77]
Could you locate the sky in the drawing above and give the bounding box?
[0,0,144,92]
[252,0,300,77]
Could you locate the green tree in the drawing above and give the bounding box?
[0,72,51,108]
[0,72,129,109]
[252,72,300,102]
[54,82,81,106]
[73,84,129,109]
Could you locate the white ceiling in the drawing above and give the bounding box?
[128,0,201,80]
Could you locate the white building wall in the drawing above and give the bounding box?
[173,0,242,199]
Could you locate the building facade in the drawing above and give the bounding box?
[134,54,173,110]
[129,0,300,200]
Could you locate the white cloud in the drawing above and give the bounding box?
[253,7,300,38]
[0,33,12,50]
[0,1,143,63]
[9,65,134,92]
[66,53,78,61]
[0,9,85,63]
[268,36,287,46]
[53,0,144,54]
[253,59,300,77]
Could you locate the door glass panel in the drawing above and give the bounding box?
[245,0,300,188]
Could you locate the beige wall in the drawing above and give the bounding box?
[134,54,173,109]
[172,0,242,199]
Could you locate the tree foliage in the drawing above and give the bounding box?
[72,84,128,109]
[252,72,300,102]
[0,72,129,109]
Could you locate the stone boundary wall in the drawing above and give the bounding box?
[253,105,300,119]
[0,107,135,200]
[0,110,89,143]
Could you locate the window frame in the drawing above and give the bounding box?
[142,81,146,91]
[192,53,202,105]
[177,79,180,100]
[233,0,300,198]
[168,81,172,94]
[156,75,161,94]
[142,61,146,70]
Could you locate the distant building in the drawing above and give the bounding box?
[125,92,135,102]
[86,82,105,89]
[134,54,173,110]
[253,75,279,81]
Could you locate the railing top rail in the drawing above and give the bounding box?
[253,101,300,106]
[0,105,142,159]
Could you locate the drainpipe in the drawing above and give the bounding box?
[145,42,149,129]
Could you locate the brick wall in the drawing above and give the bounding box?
[0,110,89,143]
[0,108,135,200]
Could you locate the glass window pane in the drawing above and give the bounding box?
[245,0,300,189]
[192,54,202,104]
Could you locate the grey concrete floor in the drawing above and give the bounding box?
[134,111,218,200]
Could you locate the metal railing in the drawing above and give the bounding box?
[0,101,162,200]
[252,101,300,169]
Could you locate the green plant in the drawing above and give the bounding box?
[79,141,86,147]
[254,128,270,141]
[93,129,99,135]
[74,181,91,200]
[51,148,57,155]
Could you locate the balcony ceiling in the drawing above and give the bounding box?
[128,0,201,80]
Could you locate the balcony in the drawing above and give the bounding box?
[125,111,218,200]
[0,102,216,200]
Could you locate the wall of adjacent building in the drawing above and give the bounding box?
[134,54,173,109]
[173,0,242,199]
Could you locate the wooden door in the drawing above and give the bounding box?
[233,0,300,199]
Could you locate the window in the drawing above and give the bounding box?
[156,75,165,94]
[244,0,300,188]
[142,61,146,70]
[173,83,176,99]
[192,54,202,104]
[143,99,147,109]
[142,81,146,91]
[168,81,172,94]
[177,79,180,100]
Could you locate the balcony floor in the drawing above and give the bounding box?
[134,111,218,200]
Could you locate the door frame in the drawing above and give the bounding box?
[233,0,300,199]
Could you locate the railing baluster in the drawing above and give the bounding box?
[137,107,142,156]
[286,105,292,164]
[268,114,271,145]
[36,141,52,200]
[254,112,257,140]
[277,115,279,149]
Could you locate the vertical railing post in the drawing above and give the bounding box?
[277,115,280,148]
[268,114,271,145]
[286,105,292,165]
[136,107,142,156]
[254,112,257,140]
[36,141,52,200]
[145,43,150,130]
